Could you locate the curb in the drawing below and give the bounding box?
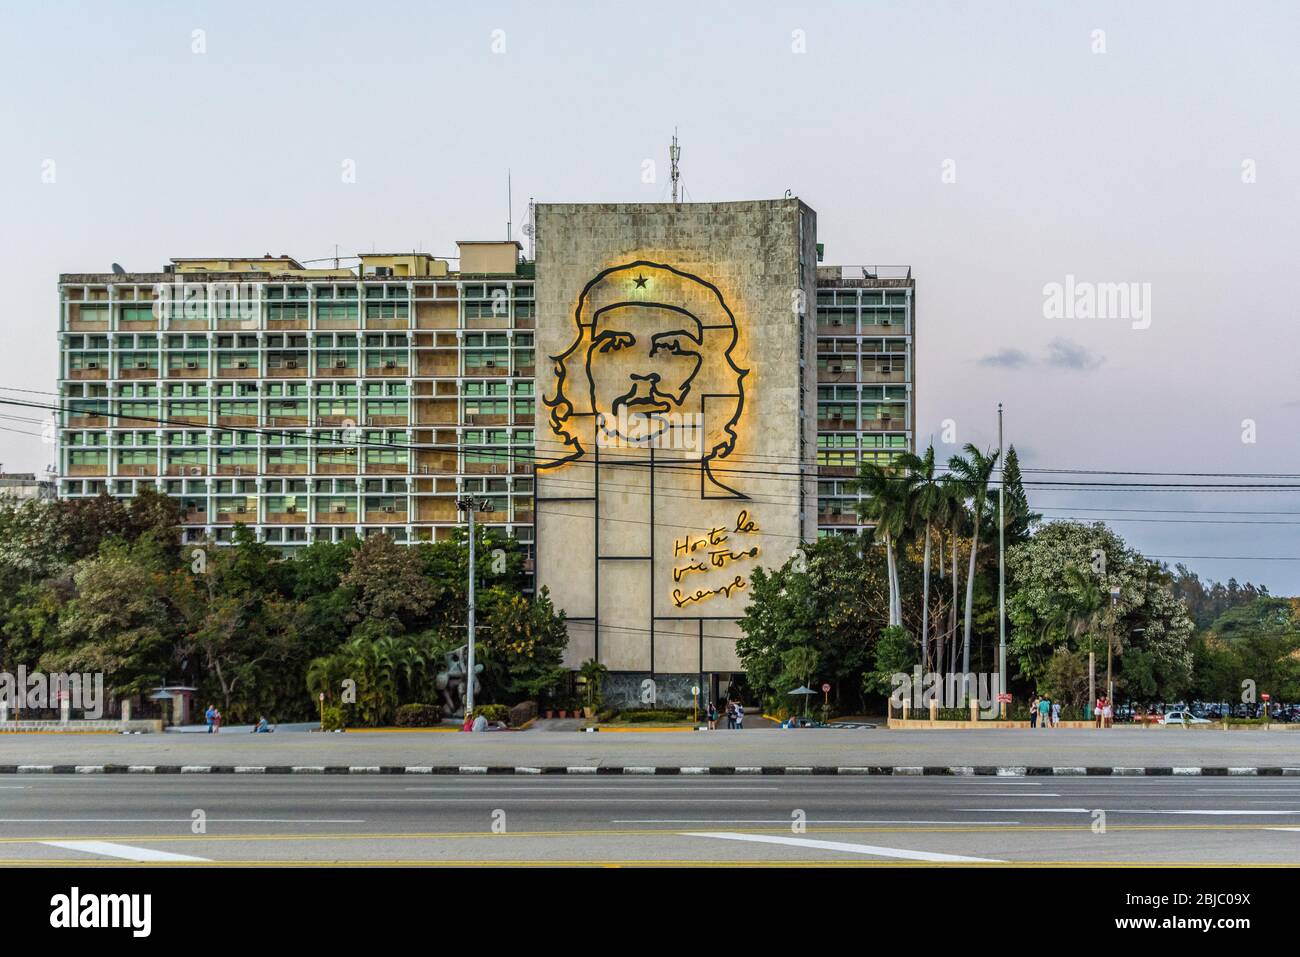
[2,765,1299,776]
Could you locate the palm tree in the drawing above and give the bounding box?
[938,474,967,678]
[895,445,943,670]
[850,461,916,627]
[947,444,1000,682]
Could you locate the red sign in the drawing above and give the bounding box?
[1262,693,1272,702]
[996,692,1013,703]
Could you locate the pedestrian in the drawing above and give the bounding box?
[1029,695,1039,728]
[204,704,215,734]
[1051,700,1061,728]
[462,709,475,732]
[1095,695,1105,729]
[1103,699,1113,729]
[734,700,744,730]
[725,700,736,730]
[706,700,717,731]
[1038,695,1051,730]
[212,707,222,733]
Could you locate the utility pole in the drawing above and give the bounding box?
[997,403,1006,718]
[457,496,491,716]
[669,129,681,204]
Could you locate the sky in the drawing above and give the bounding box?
[1,0,1298,590]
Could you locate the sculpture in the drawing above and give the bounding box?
[435,644,484,717]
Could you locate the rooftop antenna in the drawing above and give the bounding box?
[522,196,536,260]
[333,244,339,270]
[507,170,513,241]
[669,129,682,205]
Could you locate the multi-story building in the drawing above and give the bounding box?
[55,222,915,583]
[813,264,915,535]
[57,242,537,554]
[0,472,56,501]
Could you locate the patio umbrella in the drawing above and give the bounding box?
[788,685,817,718]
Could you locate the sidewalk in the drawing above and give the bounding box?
[0,727,1297,770]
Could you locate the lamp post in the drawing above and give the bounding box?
[1108,585,1121,706]
[456,496,493,717]
[997,403,1006,718]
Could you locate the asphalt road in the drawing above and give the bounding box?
[2,728,1299,768]
[3,774,1300,866]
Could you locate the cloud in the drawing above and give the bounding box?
[1044,337,1104,371]
[977,338,1104,372]
[978,348,1033,368]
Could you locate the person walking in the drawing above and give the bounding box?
[1095,695,1105,729]
[1029,695,1039,729]
[1051,699,1061,728]
[1038,695,1051,730]
[724,700,735,730]
[204,704,215,734]
[1103,698,1113,729]
[706,700,717,731]
[212,707,222,734]
[734,700,744,730]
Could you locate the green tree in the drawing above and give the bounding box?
[850,461,916,627]
[1000,445,1039,544]
[947,444,999,679]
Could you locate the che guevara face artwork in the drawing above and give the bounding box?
[541,261,747,498]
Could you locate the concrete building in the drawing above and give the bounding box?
[55,201,913,700]
[57,245,537,551]
[0,472,56,501]
[814,265,915,535]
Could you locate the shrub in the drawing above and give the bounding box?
[321,705,347,731]
[508,700,537,726]
[622,708,693,723]
[475,703,510,723]
[395,703,441,727]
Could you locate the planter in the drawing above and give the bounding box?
[584,706,594,719]
[558,710,568,719]
[545,710,555,720]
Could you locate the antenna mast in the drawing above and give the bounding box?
[670,129,681,204]
[523,197,536,260]
[507,170,513,241]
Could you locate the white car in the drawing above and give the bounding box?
[1160,710,1211,725]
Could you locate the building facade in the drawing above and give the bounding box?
[55,201,913,699]
[57,245,537,551]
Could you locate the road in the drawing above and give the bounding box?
[3,774,1300,865]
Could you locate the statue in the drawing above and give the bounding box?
[435,644,484,717]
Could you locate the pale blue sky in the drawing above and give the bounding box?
[2,0,1298,589]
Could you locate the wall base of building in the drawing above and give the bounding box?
[601,672,743,710]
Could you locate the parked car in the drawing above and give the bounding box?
[1160,710,1212,726]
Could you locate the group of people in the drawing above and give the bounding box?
[1028,694,1061,729]
[1094,695,1114,728]
[704,699,745,731]
[202,706,271,733]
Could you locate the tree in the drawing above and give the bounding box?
[42,542,176,698]
[947,444,999,684]
[896,445,943,669]
[478,586,569,701]
[850,461,916,626]
[863,625,915,698]
[999,445,1038,545]
[341,534,438,633]
[1007,521,1195,703]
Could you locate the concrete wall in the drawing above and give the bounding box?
[534,200,817,689]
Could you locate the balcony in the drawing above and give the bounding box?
[314,510,358,524]
[369,364,410,378]
[264,511,307,524]
[68,367,109,380]
[860,369,907,384]
[316,365,359,378]
[166,366,209,380]
[817,511,860,526]
[119,366,158,380]
[816,417,858,431]
[364,510,408,523]
[216,415,259,428]
[817,464,857,478]
[166,464,207,476]
[66,463,107,476]
[264,463,308,475]
[817,369,857,383]
[217,366,258,378]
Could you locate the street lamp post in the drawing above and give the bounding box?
[997,403,1006,718]
[456,496,493,717]
[1108,585,1121,706]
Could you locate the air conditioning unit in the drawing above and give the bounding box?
[85,361,99,369]
[285,359,298,369]
[235,504,247,513]
[286,505,297,514]
[135,360,148,369]
[185,361,198,370]
[484,360,496,368]
[334,505,346,513]
[828,365,842,374]
[334,359,347,369]
[236,360,249,369]
[382,505,396,513]
[384,360,396,369]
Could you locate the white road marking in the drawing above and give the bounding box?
[615,819,1022,825]
[42,840,210,862]
[402,786,779,792]
[958,807,1300,816]
[338,798,772,803]
[1,818,364,824]
[683,831,1004,863]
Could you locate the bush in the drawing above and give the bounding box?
[321,705,347,731]
[621,708,693,723]
[508,700,537,727]
[395,703,441,727]
[475,704,510,723]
